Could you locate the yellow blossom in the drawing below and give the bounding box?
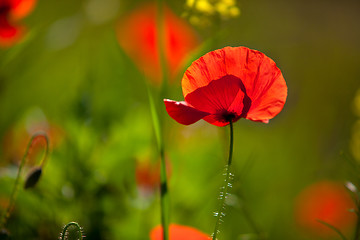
[195,0,215,15]
[228,6,240,17]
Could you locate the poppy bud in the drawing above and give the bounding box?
[0,228,10,240]
[24,167,42,189]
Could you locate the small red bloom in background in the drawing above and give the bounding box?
[135,159,161,198]
[164,46,287,127]
[0,0,36,47]
[150,224,210,240]
[116,3,199,84]
[294,181,356,238]
[135,157,171,199]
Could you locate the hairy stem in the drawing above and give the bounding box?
[60,222,83,240]
[0,132,49,229]
[212,119,234,240]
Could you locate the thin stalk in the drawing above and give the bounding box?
[354,202,360,240]
[159,140,169,240]
[317,220,347,240]
[347,182,360,240]
[147,86,169,240]
[212,119,234,240]
[155,0,170,239]
[0,132,49,228]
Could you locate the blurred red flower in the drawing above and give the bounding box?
[136,159,161,198]
[0,0,36,47]
[116,3,199,84]
[294,181,356,237]
[150,224,210,240]
[135,157,171,199]
[164,46,287,127]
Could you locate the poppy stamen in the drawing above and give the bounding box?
[0,5,10,16]
[224,112,236,122]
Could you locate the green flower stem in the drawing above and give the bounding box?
[0,132,49,229]
[354,201,360,240]
[147,86,169,240]
[159,142,169,240]
[60,222,83,240]
[155,0,170,240]
[317,220,347,240]
[212,119,234,240]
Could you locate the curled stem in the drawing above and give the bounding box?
[60,222,83,240]
[212,119,234,240]
[0,132,49,229]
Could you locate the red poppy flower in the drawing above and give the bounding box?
[294,181,356,237]
[116,3,199,84]
[0,0,36,47]
[150,224,210,240]
[164,46,287,126]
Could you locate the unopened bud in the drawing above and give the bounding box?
[0,228,10,240]
[24,167,42,189]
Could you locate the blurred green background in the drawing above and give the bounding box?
[0,0,360,239]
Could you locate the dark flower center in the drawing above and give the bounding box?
[223,112,236,122]
[0,4,10,16]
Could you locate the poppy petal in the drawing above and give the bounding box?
[150,224,210,240]
[202,115,231,127]
[164,99,210,125]
[200,90,248,127]
[184,75,246,115]
[182,46,287,123]
[219,47,287,122]
[245,70,287,122]
[10,0,37,20]
[182,49,228,98]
